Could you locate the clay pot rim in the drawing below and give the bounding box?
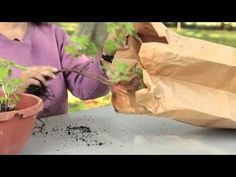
[0,93,43,122]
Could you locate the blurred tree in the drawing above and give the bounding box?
[77,22,108,49]
[220,22,234,30]
[177,22,181,31]
[220,22,226,30]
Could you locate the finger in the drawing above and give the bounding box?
[19,78,41,92]
[29,67,57,79]
[21,68,33,78]
[21,78,42,89]
[40,70,57,79]
[38,66,59,73]
[32,74,48,86]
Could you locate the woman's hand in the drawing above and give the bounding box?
[18,66,58,92]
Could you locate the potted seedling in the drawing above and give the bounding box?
[0,58,43,154]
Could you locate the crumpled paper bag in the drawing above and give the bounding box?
[111,22,236,129]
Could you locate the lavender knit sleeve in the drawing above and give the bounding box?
[54,26,110,100]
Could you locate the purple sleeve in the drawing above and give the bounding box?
[54,26,110,100]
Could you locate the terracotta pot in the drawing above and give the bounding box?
[0,93,43,154]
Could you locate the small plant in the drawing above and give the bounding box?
[0,58,51,112]
[104,22,138,54]
[0,58,25,112]
[65,35,99,58]
[0,59,44,154]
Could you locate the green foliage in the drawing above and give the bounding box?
[64,45,78,58]
[65,35,98,57]
[65,22,137,57]
[0,58,26,108]
[102,60,130,83]
[104,22,137,54]
[2,78,22,96]
[65,22,142,87]
[106,22,137,37]
[103,22,143,86]
[132,67,143,77]
[0,59,10,81]
[103,40,118,54]
[172,28,236,48]
[132,67,146,89]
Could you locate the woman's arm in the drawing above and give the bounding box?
[55,26,110,100]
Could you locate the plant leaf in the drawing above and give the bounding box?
[104,40,117,54]
[65,45,79,57]
[0,68,9,81]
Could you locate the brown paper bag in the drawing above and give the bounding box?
[111,22,236,129]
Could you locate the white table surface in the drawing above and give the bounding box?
[21,105,236,154]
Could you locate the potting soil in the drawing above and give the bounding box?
[33,117,112,147]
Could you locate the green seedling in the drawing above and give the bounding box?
[0,58,26,112]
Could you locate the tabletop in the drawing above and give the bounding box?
[21,105,236,154]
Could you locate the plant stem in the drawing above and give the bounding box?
[57,68,114,86]
[1,86,8,99]
[10,62,27,71]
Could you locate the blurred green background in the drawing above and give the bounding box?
[55,22,236,112]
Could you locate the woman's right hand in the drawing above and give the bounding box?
[18,66,59,92]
